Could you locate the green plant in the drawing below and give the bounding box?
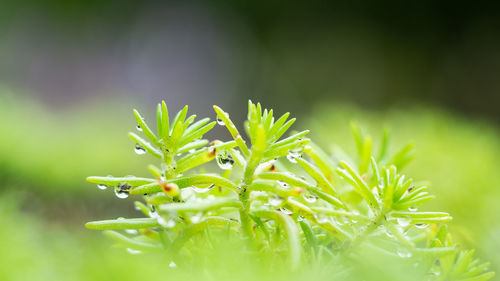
[86,101,494,280]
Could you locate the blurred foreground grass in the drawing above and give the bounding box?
[0,93,499,279]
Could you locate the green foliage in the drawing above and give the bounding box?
[0,93,149,196]
[86,101,494,280]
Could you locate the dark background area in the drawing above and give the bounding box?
[1,0,499,122]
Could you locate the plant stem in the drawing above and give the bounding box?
[239,149,262,240]
[344,211,384,251]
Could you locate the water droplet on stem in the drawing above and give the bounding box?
[303,193,318,203]
[286,150,301,163]
[127,248,142,254]
[114,183,130,199]
[397,247,412,258]
[216,151,235,170]
[191,184,215,193]
[397,217,411,227]
[216,116,225,126]
[134,143,146,155]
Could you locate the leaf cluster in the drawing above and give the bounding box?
[86,101,494,280]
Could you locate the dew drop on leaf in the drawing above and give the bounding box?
[191,184,214,193]
[280,207,293,215]
[286,151,301,163]
[169,261,177,268]
[269,197,283,207]
[136,124,142,131]
[114,184,130,199]
[277,181,289,188]
[303,193,318,203]
[397,247,412,258]
[126,248,142,255]
[125,229,138,235]
[158,216,175,228]
[191,212,203,223]
[134,143,146,155]
[383,227,395,238]
[216,151,235,170]
[415,223,428,229]
[408,206,418,212]
[314,213,330,224]
[97,184,108,190]
[397,217,411,227]
[216,116,225,126]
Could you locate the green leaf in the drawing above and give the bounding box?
[337,161,379,209]
[159,197,241,213]
[296,158,337,195]
[128,132,162,158]
[130,174,239,194]
[86,176,154,186]
[213,105,250,156]
[86,218,160,229]
[160,101,170,139]
[170,105,189,135]
[103,230,162,251]
[252,210,301,269]
[133,109,159,146]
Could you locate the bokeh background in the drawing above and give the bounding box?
[1,1,499,280]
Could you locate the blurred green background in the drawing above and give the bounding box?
[0,0,499,280]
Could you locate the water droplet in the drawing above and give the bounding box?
[303,194,318,203]
[136,124,142,131]
[216,115,225,126]
[134,143,146,155]
[126,248,142,254]
[278,181,289,188]
[114,184,130,199]
[415,223,428,229]
[148,205,158,216]
[408,206,418,212]
[371,187,380,198]
[169,261,177,268]
[188,148,196,153]
[191,184,214,193]
[125,229,138,235]
[397,217,411,227]
[191,212,203,223]
[314,213,330,224]
[397,247,412,258]
[385,228,395,238]
[297,215,305,221]
[216,151,235,170]
[97,184,107,190]
[280,207,292,215]
[286,150,301,163]
[158,217,176,228]
[269,197,283,207]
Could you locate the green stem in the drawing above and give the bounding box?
[344,211,385,251]
[239,149,262,240]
